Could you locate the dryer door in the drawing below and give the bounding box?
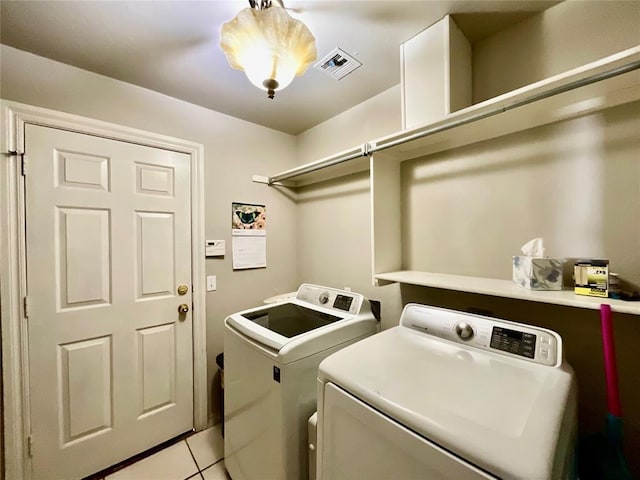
[318,383,495,480]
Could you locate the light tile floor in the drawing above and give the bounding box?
[104,425,228,480]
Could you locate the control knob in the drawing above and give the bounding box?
[319,292,330,304]
[455,322,474,341]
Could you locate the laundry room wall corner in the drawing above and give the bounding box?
[295,85,404,330]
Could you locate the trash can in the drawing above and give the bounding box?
[216,352,224,437]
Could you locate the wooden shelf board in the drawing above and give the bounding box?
[374,270,640,315]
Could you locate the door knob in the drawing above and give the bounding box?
[178,304,190,314]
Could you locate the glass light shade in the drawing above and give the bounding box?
[220,5,317,98]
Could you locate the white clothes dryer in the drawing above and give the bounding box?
[224,284,379,480]
[316,303,577,480]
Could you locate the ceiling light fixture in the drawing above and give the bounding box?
[220,0,317,99]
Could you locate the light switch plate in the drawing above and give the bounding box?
[207,275,217,292]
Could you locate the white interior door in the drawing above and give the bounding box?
[24,124,193,479]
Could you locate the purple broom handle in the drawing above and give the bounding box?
[600,303,622,417]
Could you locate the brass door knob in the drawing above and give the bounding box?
[177,284,189,296]
[178,304,190,314]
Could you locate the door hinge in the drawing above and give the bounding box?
[23,296,30,318]
[27,436,33,457]
[21,155,27,176]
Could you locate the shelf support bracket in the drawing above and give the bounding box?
[252,175,271,184]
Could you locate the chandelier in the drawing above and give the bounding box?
[220,0,317,99]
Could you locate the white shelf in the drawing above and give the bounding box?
[257,47,640,187]
[374,271,640,315]
[371,46,640,163]
[370,48,640,306]
[254,145,370,188]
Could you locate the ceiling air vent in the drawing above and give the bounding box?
[314,48,362,80]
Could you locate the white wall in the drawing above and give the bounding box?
[402,103,640,285]
[0,45,300,425]
[296,85,404,329]
[296,85,401,164]
[294,0,640,474]
[472,0,640,102]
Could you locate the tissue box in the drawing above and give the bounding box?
[512,256,564,290]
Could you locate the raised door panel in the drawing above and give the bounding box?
[55,150,111,191]
[58,336,113,445]
[136,162,174,197]
[137,324,176,416]
[135,212,175,299]
[57,207,111,309]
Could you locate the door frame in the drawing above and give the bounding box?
[1,101,208,480]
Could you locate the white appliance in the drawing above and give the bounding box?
[224,284,379,480]
[316,303,577,480]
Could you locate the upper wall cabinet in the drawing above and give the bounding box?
[401,15,472,130]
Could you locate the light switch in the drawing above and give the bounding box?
[207,275,217,292]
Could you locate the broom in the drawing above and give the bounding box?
[597,303,632,480]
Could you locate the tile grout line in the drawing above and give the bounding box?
[200,456,226,474]
[186,472,204,480]
[184,438,204,476]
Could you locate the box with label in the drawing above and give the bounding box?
[574,260,609,297]
[512,257,564,290]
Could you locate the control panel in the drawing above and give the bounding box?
[400,304,560,366]
[490,326,536,359]
[295,284,363,315]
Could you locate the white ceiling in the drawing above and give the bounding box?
[0,0,559,135]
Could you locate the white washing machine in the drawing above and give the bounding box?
[316,303,577,480]
[224,284,379,480]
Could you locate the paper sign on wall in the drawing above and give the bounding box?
[232,236,267,270]
[232,202,266,235]
[231,203,266,270]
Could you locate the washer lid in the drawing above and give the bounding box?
[239,302,344,340]
[226,301,348,351]
[225,299,377,364]
[318,326,576,479]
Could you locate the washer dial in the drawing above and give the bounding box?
[455,322,474,341]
